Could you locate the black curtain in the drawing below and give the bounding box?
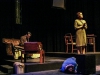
[22,0,100,52]
[0,0,100,53]
[65,0,100,52]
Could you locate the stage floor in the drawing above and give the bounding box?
[12,67,100,75]
[2,52,100,75]
[46,52,100,54]
[10,56,100,75]
[7,52,100,64]
[5,52,100,67]
[6,56,66,64]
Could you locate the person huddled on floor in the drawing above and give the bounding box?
[60,57,78,74]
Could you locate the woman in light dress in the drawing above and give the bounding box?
[74,12,88,54]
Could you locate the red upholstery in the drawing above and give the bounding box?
[24,42,42,51]
[21,42,45,63]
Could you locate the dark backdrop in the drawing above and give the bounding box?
[0,0,100,53]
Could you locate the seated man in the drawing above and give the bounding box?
[20,32,32,46]
[15,32,40,59]
[60,57,78,74]
[13,32,32,59]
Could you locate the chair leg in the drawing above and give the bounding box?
[24,54,27,63]
[86,46,87,52]
[40,50,45,63]
[21,50,25,63]
[66,45,68,53]
[72,45,73,53]
[21,52,23,62]
[40,50,42,63]
[72,49,73,53]
[43,50,45,63]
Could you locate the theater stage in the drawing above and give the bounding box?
[0,52,100,75]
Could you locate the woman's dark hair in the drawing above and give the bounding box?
[27,32,32,35]
[76,12,82,16]
[64,66,75,74]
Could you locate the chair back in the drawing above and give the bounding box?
[24,42,42,51]
[64,33,73,44]
[87,34,95,44]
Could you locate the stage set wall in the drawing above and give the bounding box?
[0,0,100,55]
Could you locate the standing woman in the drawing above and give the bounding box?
[74,12,88,54]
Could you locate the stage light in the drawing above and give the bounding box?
[53,0,66,9]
